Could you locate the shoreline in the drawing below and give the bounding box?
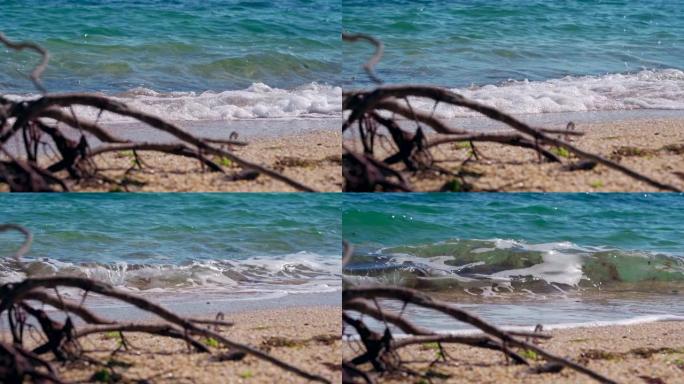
[436,108,684,131]
[101,117,340,142]
[367,316,684,337]
[344,320,684,383]
[1,290,342,326]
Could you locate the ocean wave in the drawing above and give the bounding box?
[344,239,684,295]
[0,251,341,293]
[6,82,341,122]
[403,69,684,117]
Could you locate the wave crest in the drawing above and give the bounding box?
[9,82,341,122]
[404,69,684,117]
[0,252,341,294]
[344,239,684,295]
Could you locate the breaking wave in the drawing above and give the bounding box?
[405,69,684,117]
[344,239,684,295]
[6,82,341,122]
[1,251,341,294]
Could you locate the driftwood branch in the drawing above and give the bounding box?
[0,33,50,93]
[342,33,384,85]
[87,143,226,173]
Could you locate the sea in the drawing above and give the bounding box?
[343,193,684,331]
[343,0,684,121]
[4,1,684,124]
[0,193,341,311]
[0,0,341,123]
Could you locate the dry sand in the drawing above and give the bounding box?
[90,129,341,192]
[18,306,342,383]
[344,321,684,384]
[1,129,341,192]
[348,118,684,192]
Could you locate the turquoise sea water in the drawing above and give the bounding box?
[0,1,341,120]
[1,0,340,93]
[0,193,341,297]
[343,193,684,328]
[344,0,684,115]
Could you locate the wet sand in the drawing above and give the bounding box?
[343,320,684,384]
[347,117,684,192]
[4,306,342,383]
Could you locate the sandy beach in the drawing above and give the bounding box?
[343,320,684,383]
[5,305,341,383]
[1,129,341,192]
[347,117,684,192]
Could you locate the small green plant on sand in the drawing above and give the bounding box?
[239,370,254,379]
[422,342,440,351]
[202,337,220,348]
[520,349,540,360]
[119,150,135,158]
[421,342,444,360]
[215,156,233,167]
[590,180,604,189]
[454,142,472,150]
[550,146,571,158]
[103,331,121,340]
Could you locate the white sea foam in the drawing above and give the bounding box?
[0,251,341,295]
[6,82,341,122]
[403,68,684,118]
[363,239,684,294]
